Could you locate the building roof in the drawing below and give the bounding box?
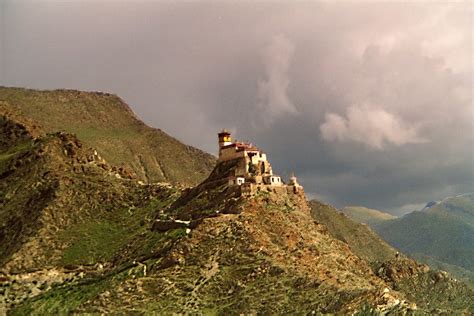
[218,129,231,136]
[222,141,260,152]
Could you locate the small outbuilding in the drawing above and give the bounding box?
[229,177,246,186]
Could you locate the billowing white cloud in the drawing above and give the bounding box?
[320,104,428,149]
[257,34,297,125]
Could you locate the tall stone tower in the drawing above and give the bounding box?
[218,129,232,156]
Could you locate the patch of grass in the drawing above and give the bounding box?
[166,227,187,239]
[354,303,379,316]
[0,139,33,173]
[137,231,170,257]
[10,277,112,316]
[59,196,168,265]
[9,265,139,316]
[61,221,126,265]
[11,225,187,315]
[59,195,181,265]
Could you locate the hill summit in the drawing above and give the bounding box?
[1,89,473,314]
[0,87,215,186]
[215,129,303,195]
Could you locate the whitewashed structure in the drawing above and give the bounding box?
[217,130,301,194]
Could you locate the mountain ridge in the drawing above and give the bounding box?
[310,200,397,263]
[342,195,474,286]
[341,206,397,227]
[1,87,472,314]
[0,86,215,186]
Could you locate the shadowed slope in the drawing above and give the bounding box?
[0,111,179,274]
[310,200,397,263]
[361,195,474,276]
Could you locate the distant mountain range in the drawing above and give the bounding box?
[309,200,474,308]
[342,194,474,286]
[341,206,396,226]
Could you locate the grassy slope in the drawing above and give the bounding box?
[310,200,474,311]
[12,191,397,315]
[427,194,474,226]
[341,196,474,286]
[373,195,474,273]
[0,111,182,272]
[310,200,397,263]
[2,94,473,313]
[0,86,215,186]
[12,184,474,315]
[341,206,396,226]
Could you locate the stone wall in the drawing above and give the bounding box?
[218,147,246,162]
[240,182,305,199]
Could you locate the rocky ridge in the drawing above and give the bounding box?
[1,88,473,314]
[0,87,215,186]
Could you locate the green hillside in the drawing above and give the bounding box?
[374,195,474,273]
[309,198,474,312]
[427,194,474,226]
[341,199,474,285]
[410,253,474,287]
[0,111,180,272]
[341,195,474,286]
[310,200,397,263]
[341,206,396,226]
[0,87,215,186]
[1,88,473,314]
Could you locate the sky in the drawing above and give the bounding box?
[1,0,472,215]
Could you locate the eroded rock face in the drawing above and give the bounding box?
[372,257,473,312]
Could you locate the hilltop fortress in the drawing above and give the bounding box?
[159,129,306,223]
[218,129,303,196]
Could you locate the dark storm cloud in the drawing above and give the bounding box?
[2,0,472,214]
[0,0,5,83]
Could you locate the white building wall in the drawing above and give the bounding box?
[270,176,282,186]
[229,177,246,186]
[250,153,268,165]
